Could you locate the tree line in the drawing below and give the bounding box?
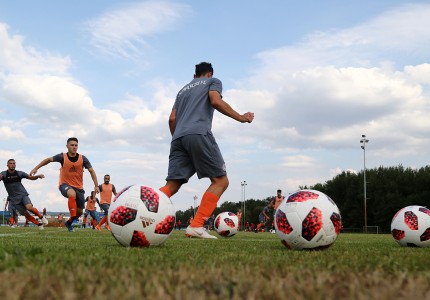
[176,165,430,232]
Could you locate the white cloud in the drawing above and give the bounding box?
[238,4,430,157]
[0,23,71,76]
[0,125,25,140]
[83,0,191,59]
[282,155,317,168]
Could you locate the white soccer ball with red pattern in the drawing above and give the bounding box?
[274,190,342,250]
[214,212,239,237]
[108,185,176,247]
[391,205,430,247]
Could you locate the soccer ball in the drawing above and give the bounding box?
[108,185,176,247]
[214,212,239,237]
[274,190,342,250]
[391,205,430,247]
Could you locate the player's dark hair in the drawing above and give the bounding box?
[195,62,213,77]
[7,159,15,164]
[67,137,78,144]
[104,174,110,177]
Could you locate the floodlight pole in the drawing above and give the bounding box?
[241,181,247,230]
[193,195,198,217]
[2,198,5,225]
[240,183,244,230]
[360,135,369,233]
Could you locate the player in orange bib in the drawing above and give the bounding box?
[95,174,117,231]
[30,137,100,232]
[272,189,285,231]
[83,191,100,229]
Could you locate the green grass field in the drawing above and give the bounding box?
[1,227,430,300]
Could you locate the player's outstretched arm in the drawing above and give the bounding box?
[88,168,100,194]
[30,157,53,176]
[209,91,254,123]
[27,174,45,181]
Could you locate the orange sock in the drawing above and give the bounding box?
[190,192,219,227]
[99,216,107,226]
[26,215,39,225]
[159,186,172,198]
[91,219,96,227]
[32,207,43,218]
[83,216,87,225]
[68,197,77,218]
[9,217,15,225]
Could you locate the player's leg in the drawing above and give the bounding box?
[23,196,48,225]
[82,210,88,228]
[186,134,227,238]
[160,180,182,198]
[59,184,77,231]
[8,203,18,227]
[96,204,109,231]
[89,210,97,229]
[191,175,228,229]
[16,203,44,229]
[160,138,190,198]
[75,189,85,219]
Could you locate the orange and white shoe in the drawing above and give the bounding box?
[185,226,217,239]
[106,224,111,231]
[95,225,102,231]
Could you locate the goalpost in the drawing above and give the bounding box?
[363,226,380,234]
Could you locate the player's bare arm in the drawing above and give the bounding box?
[209,90,254,123]
[168,108,177,136]
[30,157,54,176]
[88,168,100,194]
[27,174,45,181]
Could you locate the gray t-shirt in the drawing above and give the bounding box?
[0,170,29,201]
[172,77,223,141]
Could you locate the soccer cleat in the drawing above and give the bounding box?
[38,223,44,230]
[185,226,217,239]
[106,224,111,231]
[42,216,49,225]
[95,225,102,231]
[10,224,17,228]
[71,219,79,227]
[65,220,74,232]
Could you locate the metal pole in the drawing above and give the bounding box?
[243,181,247,230]
[2,198,5,225]
[240,183,244,230]
[193,195,198,217]
[360,135,369,233]
[241,181,247,230]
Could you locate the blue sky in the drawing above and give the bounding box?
[1,1,430,212]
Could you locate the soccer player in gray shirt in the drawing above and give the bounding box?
[159,62,254,239]
[0,159,48,229]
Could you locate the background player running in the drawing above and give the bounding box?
[95,174,117,231]
[0,159,48,229]
[30,137,99,232]
[83,191,100,229]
